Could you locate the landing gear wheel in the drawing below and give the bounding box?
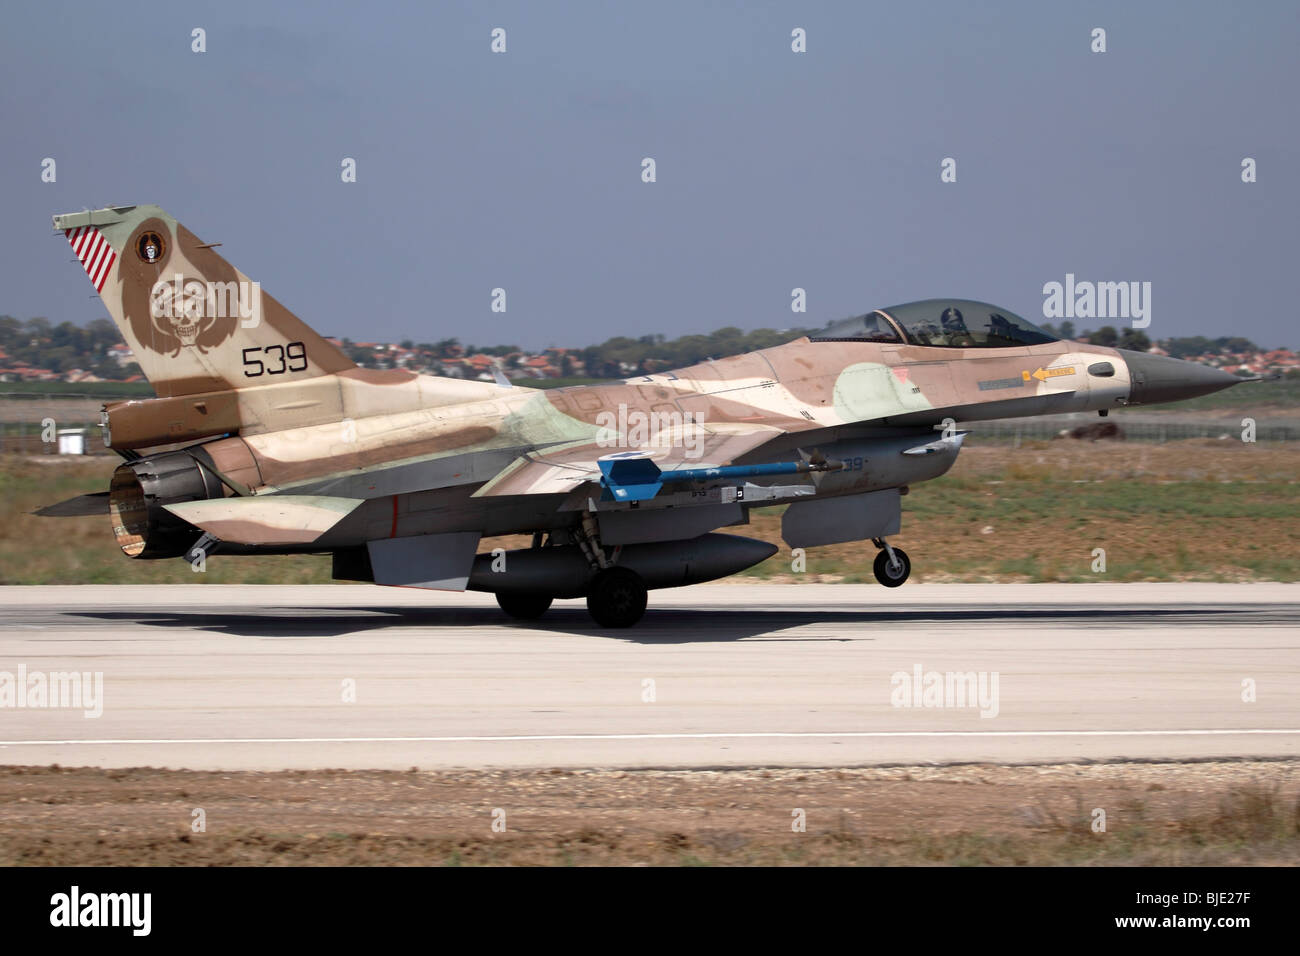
[873,547,911,587]
[586,567,648,628]
[496,592,553,620]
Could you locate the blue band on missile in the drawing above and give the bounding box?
[598,457,815,502]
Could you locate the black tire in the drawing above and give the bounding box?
[585,567,648,628]
[873,547,911,587]
[496,592,553,620]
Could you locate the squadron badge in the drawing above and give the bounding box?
[136,231,165,264]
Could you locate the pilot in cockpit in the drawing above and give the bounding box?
[940,307,974,347]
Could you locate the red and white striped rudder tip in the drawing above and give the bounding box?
[64,226,117,293]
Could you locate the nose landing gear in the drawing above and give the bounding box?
[871,538,911,587]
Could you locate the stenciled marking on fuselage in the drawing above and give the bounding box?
[977,377,1027,391]
[1022,365,1076,382]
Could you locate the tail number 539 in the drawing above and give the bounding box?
[243,342,308,377]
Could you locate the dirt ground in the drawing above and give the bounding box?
[1,760,1296,866]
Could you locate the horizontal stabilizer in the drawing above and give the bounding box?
[163,495,363,545]
[34,491,111,517]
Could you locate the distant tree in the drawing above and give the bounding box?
[1058,320,1076,340]
[1218,336,1257,354]
[343,344,372,365]
[92,356,122,379]
[1087,326,1119,348]
[86,318,119,347]
[25,317,51,342]
[42,345,77,372]
[1160,336,1261,359]
[1162,336,1212,359]
[1118,328,1151,352]
[51,321,82,349]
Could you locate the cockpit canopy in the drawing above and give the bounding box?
[810,299,1058,349]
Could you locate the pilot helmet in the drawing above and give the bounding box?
[940,307,966,331]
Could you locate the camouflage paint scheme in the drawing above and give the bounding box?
[48,205,1239,597]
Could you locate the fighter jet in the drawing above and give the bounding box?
[41,205,1246,626]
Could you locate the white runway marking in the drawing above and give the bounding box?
[2,729,1298,747]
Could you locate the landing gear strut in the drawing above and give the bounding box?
[586,567,648,628]
[871,538,911,587]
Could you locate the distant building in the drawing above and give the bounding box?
[107,343,135,367]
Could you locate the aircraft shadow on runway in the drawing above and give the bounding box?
[72,603,1273,643]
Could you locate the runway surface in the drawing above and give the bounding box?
[0,583,1297,770]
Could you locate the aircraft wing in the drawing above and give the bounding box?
[163,495,364,546]
[472,422,784,498]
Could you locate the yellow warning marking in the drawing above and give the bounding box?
[1021,366,1076,382]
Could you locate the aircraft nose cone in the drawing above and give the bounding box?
[1120,349,1243,405]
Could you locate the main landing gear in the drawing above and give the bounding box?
[495,571,649,628]
[577,512,648,627]
[871,538,911,587]
[494,522,650,628]
[586,567,648,628]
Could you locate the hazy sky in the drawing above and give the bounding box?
[2,1,1297,349]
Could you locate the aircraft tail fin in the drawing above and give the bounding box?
[52,205,355,398]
